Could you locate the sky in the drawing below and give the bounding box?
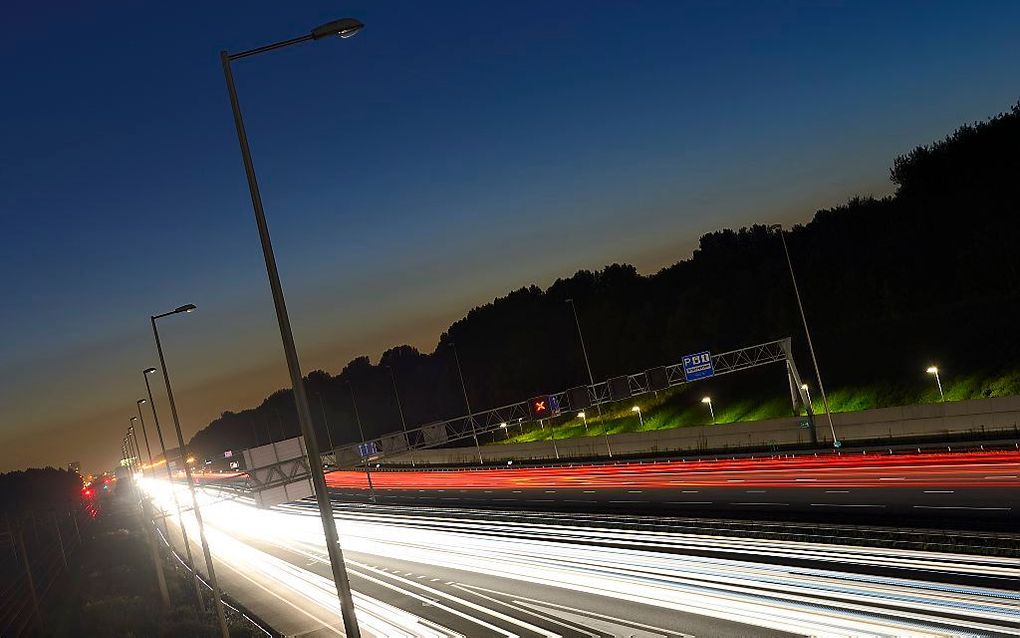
[1,1,1018,474]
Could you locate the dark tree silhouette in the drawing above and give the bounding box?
[187,103,1020,460]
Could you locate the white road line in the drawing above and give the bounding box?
[810,503,886,508]
[458,583,694,638]
[923,490,955,494]
[731,502,788,506]
[447,584,575,637]
[825,490,850,494]
[347,562,519,636]
[913,505,1012,511]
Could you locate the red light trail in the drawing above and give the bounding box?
[324,449,1020,491]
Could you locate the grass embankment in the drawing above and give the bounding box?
[47,487,262,637]
[497,369,1020,445]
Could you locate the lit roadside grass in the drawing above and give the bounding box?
[496,369,1020,446]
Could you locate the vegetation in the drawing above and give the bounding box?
[0,468,264,636]
[187,102,1020,461]
[501,368,1020,444]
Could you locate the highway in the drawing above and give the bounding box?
[325,449,1019,526]
[139,475,1020,637]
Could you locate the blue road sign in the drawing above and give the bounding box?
[357,441,379,458]
[682,351,714,381]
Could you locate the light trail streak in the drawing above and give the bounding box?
[140,477,1018,637]
[139,477,458,637]
[325,450,1020,491]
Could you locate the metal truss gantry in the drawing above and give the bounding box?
[324,337,815,467]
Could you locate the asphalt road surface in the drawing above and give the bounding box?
[141,476,1020,637]
[325,449,1019,528]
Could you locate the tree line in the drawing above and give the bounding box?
[188,102,1020,462]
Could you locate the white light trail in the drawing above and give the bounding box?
[140,478,1020,638]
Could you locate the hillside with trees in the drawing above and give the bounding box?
[187,103,1020,461]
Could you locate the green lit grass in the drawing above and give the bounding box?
[495,369,1020,446]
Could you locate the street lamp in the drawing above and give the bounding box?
[142,366,205,609]
[500,422,509,439]
[135,399,154,472]
[800,383,813,411]
[631,405,644,428]
[386,365,415,467]
[151,304,229,638]
[577,411,588,431]
[448,342,483,463]
[127,421,140,474]
[346,381,376,502]
[771,224,840,447]
[220,19,365,637]
[926,366,945,402]
[566,299,602,418]
[702,396,715,423]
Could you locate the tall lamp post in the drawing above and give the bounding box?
[926,366,945,402]
[387,366,415,467]
[127,422,140,473]
[448,342,483,464]
[701,396,715,423]
[346,381,376,502]
[142,367,205,608]
[771,224,840,447]
[135,400,155,470]
[566,298,602,418]
[220,20,365,636]
[631,405,644,428]
[800,383,813,412]
[151,304,229,638]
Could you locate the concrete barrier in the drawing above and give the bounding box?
[377,395,1020,466]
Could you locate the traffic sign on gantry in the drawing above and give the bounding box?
[682,351,714,381]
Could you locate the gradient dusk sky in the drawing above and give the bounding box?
[2,1,1018,473]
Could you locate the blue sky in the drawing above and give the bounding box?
[2,1,1018,472]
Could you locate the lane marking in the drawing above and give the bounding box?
[456,583,693,638]
[913,505,1012,511]
[731,502,789,506]
[216,555,342,635]
[825,490,850,494]
[923,490,955,494]
[346,562,519,636]
[447,584,581,637]
[810,503,885,508]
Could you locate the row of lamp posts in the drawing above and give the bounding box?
[112,15,952,638]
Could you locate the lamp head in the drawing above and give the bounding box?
[631,406,640,412]
[702,396,712,404]
[311,18,364,40]
[143,367,157,375]
[577,412,585,419]
[800,383,809,391]
[926,366,939,374]
[137,399,146,405]
[174,304,197,314]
